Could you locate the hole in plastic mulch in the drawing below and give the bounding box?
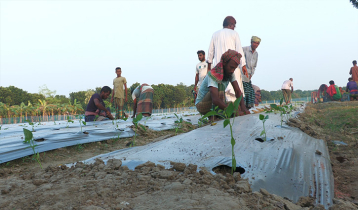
[34,138,45,142]
[255,137,274,142]
[212,165,246,175]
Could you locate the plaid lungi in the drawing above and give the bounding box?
[196,83,225,115]
[243,81,255,108]
[282,89,292,104]
[136,88,154,115]
[114,97,125,119]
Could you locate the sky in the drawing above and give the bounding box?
[0,0,357,96]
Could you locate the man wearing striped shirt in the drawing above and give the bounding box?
[241,36,261,109]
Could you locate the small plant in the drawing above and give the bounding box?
[66,116,74,128]
[75,143,84,152]
[202,96,242,175]
[76,115,86,132]
[259,114,269,141]
[23,128,42,168]
[174,113,192,134]
[25,120,35,132]
[130,113,145,147]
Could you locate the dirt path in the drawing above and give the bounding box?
[0,113,357,209]
[288,101,358,205]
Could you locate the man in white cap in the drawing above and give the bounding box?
[241,36,261,109]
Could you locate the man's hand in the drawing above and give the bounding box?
[242,65,249,78]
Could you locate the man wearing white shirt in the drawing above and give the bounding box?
[281,78,294,104]
[194,50,208,95]
[206,16,249,114]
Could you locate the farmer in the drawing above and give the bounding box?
[195,49,249,117]
[349,60,358,84]
[346,77,358,100]
[131,84,154,118]
[194,50,208,96]
[326,80,341,101]
[318,84,328,102]
[111,67,128,119]
[206,16,249,110]
[242,36,261,109]
[85,86,114,122]
[281,78,294,104]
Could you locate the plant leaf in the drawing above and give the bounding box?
[225,103,234,118]
[139,124,146,131]
[265,115,269,120]
[202,110,217,119]
[280,98,284,105]
[223,119,230,128]
[231,137,235,146]
[259,114,264,120]
[260,130,265,136]
[82,121,86,125]
[270,104,278,109]
[234,95,242,111]
[23,128,33,142]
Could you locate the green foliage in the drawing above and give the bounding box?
[66,116,74,128]
[201,96,242,175]
[261,89,314,102]
[76,115,86,132]
[350,0,358,9]
[25,119,35,132]
[130,113,144,147]
[269,98,293,126]
[23,128,42,168]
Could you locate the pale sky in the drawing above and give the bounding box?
[1,0,357,96]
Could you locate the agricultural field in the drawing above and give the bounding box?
[0,103,357,210]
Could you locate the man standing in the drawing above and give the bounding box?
[206,16,249,114]
[195,50,247,117]
[242,36,261,109]
[349,60,358,84]
[194,50,208,99]
[111,67,128,119]
[85,86,114,122]
[281,78,294,104]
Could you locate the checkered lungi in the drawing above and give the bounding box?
[114,97,125,119]
[243,81,255,108]
[136,88,154,116]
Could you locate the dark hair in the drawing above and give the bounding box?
[101,86,112,93]
[329,80,335,85]
[115,67,121,71]
[223,16,236,27]
[349,77,353,81]
[130,86,137,95]
[197,50,205,55]
[353,60,357,65]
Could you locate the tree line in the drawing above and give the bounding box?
[0,84,315,120]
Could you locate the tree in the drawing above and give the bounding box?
[39,84,56,98]
[351,0,358,9]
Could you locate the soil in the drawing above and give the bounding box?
[287,101,358,205]
[0,113,357,209]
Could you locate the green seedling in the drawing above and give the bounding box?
[76,115,86,132]
[25,120,35,132]
[23,128,42,168]
[75,143,84,152]
[202,96,242,175]
[130,113,145,147]
[66,116,74,128]
[174,113,192,134]
[259,114,269,141]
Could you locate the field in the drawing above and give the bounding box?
[0,104,357,210]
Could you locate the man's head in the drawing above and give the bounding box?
[115,67,122,77]
[289,78,293,81]
[223,16,236,30]
[353,60,357,65]
[349,77,353,81]
[197,50,205,62]
[222,50,241,81]
[251,36,261,51]
[329,80,335,85]
[100,86,112,99]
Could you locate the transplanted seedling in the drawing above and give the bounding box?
[130,113,146,147]
[25,120,35,132]
[201,96,242,175]
[23,128,42,168]
[76,115,86,132]
[259,114,269,141]
[269,98,294,126]
[174,113,192,135]
[66,116,74,128]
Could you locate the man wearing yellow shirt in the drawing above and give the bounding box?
[111,67,128,119]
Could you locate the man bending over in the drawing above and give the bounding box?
[195,49,249,117]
